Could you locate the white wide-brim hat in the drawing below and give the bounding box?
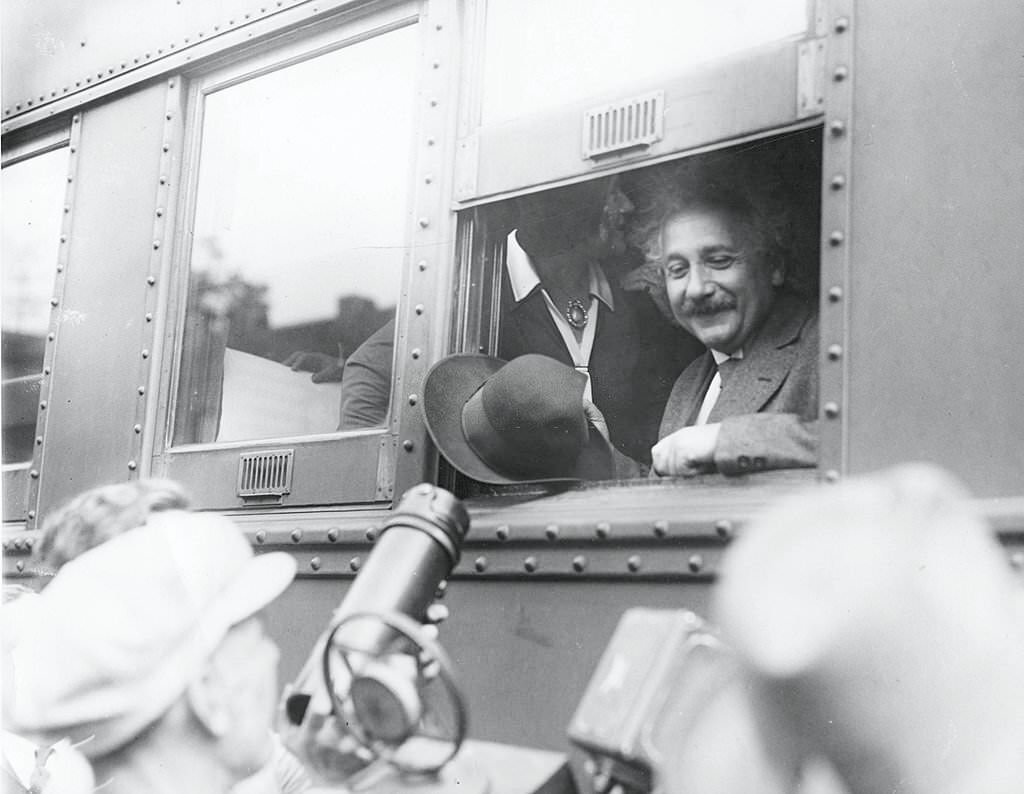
[3,510,296,758]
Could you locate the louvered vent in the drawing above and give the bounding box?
[582,90,664,159]
[237,449,294,498]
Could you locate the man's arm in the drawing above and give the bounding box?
[651,416,817,477]
[713,414,817,474]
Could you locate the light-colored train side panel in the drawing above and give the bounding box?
[844,0,1024,494]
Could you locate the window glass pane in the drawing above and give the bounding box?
[452,127,820,494]
[174,23,417,445]
[481,0,809,125]
[2,147,69,464]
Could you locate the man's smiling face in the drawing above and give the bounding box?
[662,206,782,354]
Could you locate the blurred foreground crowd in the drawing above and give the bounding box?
[3,465,1023,793]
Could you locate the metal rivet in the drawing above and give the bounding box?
[15,561,25,573]
[56,265,63,273]
[402,439,414,451]
[255,530,267,544]
[39,401,47,410]
[496,525,510,541]
[137,386,146,395]
[35,436,43,445]
[67,176,73,183]
[824,402,841,419]
[424,175,433,184]
[474,556,488,573]
[429,98,439,107]
[64,206,70,213]
[829,119,846,137]
[47,332,55,341]
[572,555,587,573]
[418,217,430,228]
[146,276,156,286]
[60,235,67,243]
[523,556,538,573]
[827,344,843,361]
[418,260,428,271]
[435,23,443,30]
[26,515,36,525]
[43,367,51,375]
[627,555,642,573]
[545,524,559,541]
[408,394,418,406]
[290,529,302,543]
[310,556,321,571]
[142,349,150,359]
[153,240,161,250]
[349,556,361,572]
[828,286,843,302]
[145,313,154,322]
[156,208,164,217]
[834,16,850,33]
[653,520,669,538]
[829,230,845,246]
[366,527,378,542]
[432,62,440,69]
[435,580,448,599]
[127,460,137,471]
[415,304,425,315]
[595,522,610,539]
[327,528,340,543]
[824,469,841,483]
[715,520,733,538]
[830,173,847,190]
[50,297,59,307]
[688,554,704,573]
[411,349,421,360]
[134,424,142,433]
[833,65,849,82]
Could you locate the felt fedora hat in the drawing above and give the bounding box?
[422,353,614,484]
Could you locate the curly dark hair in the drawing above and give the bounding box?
[33,479,191,575]
[620,155,802,316]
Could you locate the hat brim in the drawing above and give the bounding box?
[421,353,614,485]
[218,551,297,628]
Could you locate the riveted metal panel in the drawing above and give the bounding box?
[458,40,813,203]
[844,0,1024,495]
[1,0,383,131]
[34,82,171,518]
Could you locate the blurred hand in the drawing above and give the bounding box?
[283,351,345,383]
[651,423,721,476]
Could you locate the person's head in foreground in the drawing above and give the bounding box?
[4,511,296,794]
[707,463,1024,794]
[33,478,191,575]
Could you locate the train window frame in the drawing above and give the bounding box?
[148,1,450,510]
[2,120,74,522]
[447,124,825,499]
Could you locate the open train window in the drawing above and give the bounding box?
[2,141,70,467]
[452,127,821,494]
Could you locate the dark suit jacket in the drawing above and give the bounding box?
[658,291,818,475]
[499,266,701,464]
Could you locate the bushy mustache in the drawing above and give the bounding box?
[680,294,737,316]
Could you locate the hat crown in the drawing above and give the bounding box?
[467,355,588,479]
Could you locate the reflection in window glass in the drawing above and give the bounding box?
[481,0,809,124]
[174,23,418,445]
[2,148,69,463]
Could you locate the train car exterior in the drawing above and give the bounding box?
[3,0,1023,753]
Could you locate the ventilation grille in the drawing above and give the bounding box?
[237,449,294,498]
[582,90,664,159]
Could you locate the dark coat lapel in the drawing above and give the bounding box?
[708,293,812,422]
